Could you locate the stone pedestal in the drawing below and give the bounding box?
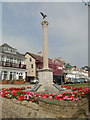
[37,68,60,94]
[38,68,53,85]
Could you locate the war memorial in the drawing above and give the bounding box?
[29,12,66,94]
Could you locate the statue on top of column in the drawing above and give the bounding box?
[40,12,47,20]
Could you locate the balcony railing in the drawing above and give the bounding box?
[0,61,26,69]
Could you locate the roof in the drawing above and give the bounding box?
[1,51,25,59]
[25,52,63,65]
[25,52,40,59]
[0,43,25,59]
[0,43,17,50]
[25,52,42,61]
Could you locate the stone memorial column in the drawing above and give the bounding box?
[41,19,49,69]
[36,13,61,93]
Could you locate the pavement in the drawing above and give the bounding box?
[0,83,35,89]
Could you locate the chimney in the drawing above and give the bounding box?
[57,57,63,61]
[37,52,43,56]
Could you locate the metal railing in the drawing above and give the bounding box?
[0,61,26,69]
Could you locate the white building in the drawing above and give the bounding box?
[65,67,88,80]
[0,43,26,81]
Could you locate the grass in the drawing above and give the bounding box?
[62,83,89,87]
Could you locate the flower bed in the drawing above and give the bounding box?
[0,80,27,84]
[0,85,90,104]
[13,80,26,84]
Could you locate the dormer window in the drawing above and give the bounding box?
[4,47,9,51]
[6,47,8,51]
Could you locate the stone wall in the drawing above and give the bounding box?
[2,97,89,118]
[39,97,89,118]
[2,98,39,118]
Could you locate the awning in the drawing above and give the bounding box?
[65,65,72,68]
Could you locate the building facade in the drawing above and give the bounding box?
[63,62,88,82]
[0,43,26,81]
[25,52,64,83]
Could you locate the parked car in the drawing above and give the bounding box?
[65,78,72,84]
[77,79,80,83]
[30,78,39,84]
[84,78,88,83]
[79,78,84,83]
[71,78,75,84]
[87,78,90,83]
[73,79,78,84]
[81,78,87,83]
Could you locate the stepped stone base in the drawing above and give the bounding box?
[37,84,60,94]
[37,68,63,94]
[27,68,71,94]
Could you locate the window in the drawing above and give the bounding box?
[5,47,8,51]
[19,76,23,80]
[14,58,16,63]
[30,58,32,62]
[3,71,7,80]
[6,47,8,51]
[10,72,12,80]
[1,56,4,61]
[6,59,9,63]
[31,64,33,68]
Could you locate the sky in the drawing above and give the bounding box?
[1,1,89,68]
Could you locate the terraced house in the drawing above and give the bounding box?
[0,43,26,82]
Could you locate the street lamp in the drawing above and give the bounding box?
[82,0,90,7]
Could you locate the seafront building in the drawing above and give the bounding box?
[0,43,26,81]
[0,43,88,84]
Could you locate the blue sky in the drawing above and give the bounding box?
[2,2,88,67]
